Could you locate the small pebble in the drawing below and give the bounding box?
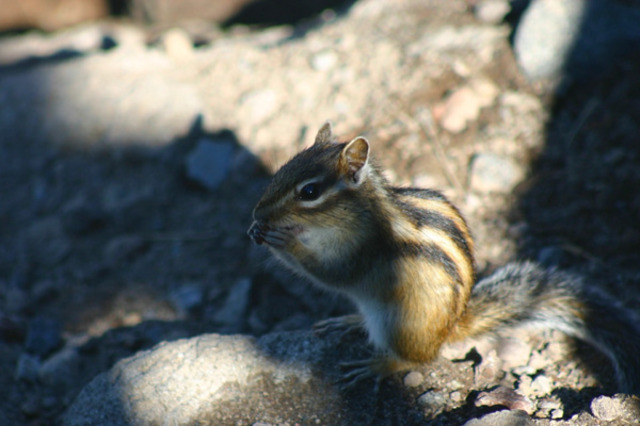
[403,371,424,387]
[417,390,446,411]
[469,152,524,193]
[475,386,534,414]
[497,337,531,369]
[311,49,338,71]
[591,395,622,421]
[550,409,564,419]
[474,0,511,24]
[530,375,552,396]
[162,28,194,62]
[463,409,534,426]
[437,80,496,134]
[170,285,205,316]
[185,138,236,191]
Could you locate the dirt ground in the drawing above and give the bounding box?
[1,0,640,424]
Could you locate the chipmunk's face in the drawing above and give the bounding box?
[247,122,372,280]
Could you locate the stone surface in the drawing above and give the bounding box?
[514,0,640,84]
[436,77,499,134]
[403,371,424,388]
[185,138,236,190]
[590,395,623,422]
[474,0,511,24]
[464,409,534,426]
[64,332,346,425]
[475,386,534,414]
[469,152,524,193]
[212,278,253,330]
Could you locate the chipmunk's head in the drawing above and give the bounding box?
[247,122,379,277]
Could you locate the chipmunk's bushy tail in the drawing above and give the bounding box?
[456,261,640,394]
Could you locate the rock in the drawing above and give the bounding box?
[0,24,109,66]
[590,395,622,422]
[212,278,253,330]
[408,25,507,63]
[537,397,564,419]
[513,0,583,82]
[594,394,640,423]
[513,0,640,84]
[25,317,62,357]
[475,386,534,414]
[518,374,552,398]
[15,353,41,382]
[239,89,280,125]
[436,77,499,133]
[496,337,531,369]
[0,0,107,32]
[475,349,505,385]
[403,371,424,388]
[530,375,552,397]
[469,152,524,193]
[463,409,534,426]
[161,28,194,62]
[62,329,477,424]
[310,49,338,71]
[127,0,255,25]
[63,332,343,425]
[0,50,204,148]
[38,346,82,389]
[185,138,236,190]
[474,0,511,24]
[417,390,447,416]
[169,284,205,316]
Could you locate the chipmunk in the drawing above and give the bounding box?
[247,122,640,393]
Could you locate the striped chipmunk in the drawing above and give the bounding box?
[247,122,640,393]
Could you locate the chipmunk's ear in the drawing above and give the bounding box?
[340,136,370,184]
[314,121,333,145]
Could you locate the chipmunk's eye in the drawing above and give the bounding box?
[298,182,322,201]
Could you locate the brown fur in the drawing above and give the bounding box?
[249,123,640,392]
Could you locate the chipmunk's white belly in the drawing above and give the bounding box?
[355,298,390,351]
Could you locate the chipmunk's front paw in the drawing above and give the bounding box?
[337,358,380,390]
[336,356,417,391]
[313,314,364,335]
